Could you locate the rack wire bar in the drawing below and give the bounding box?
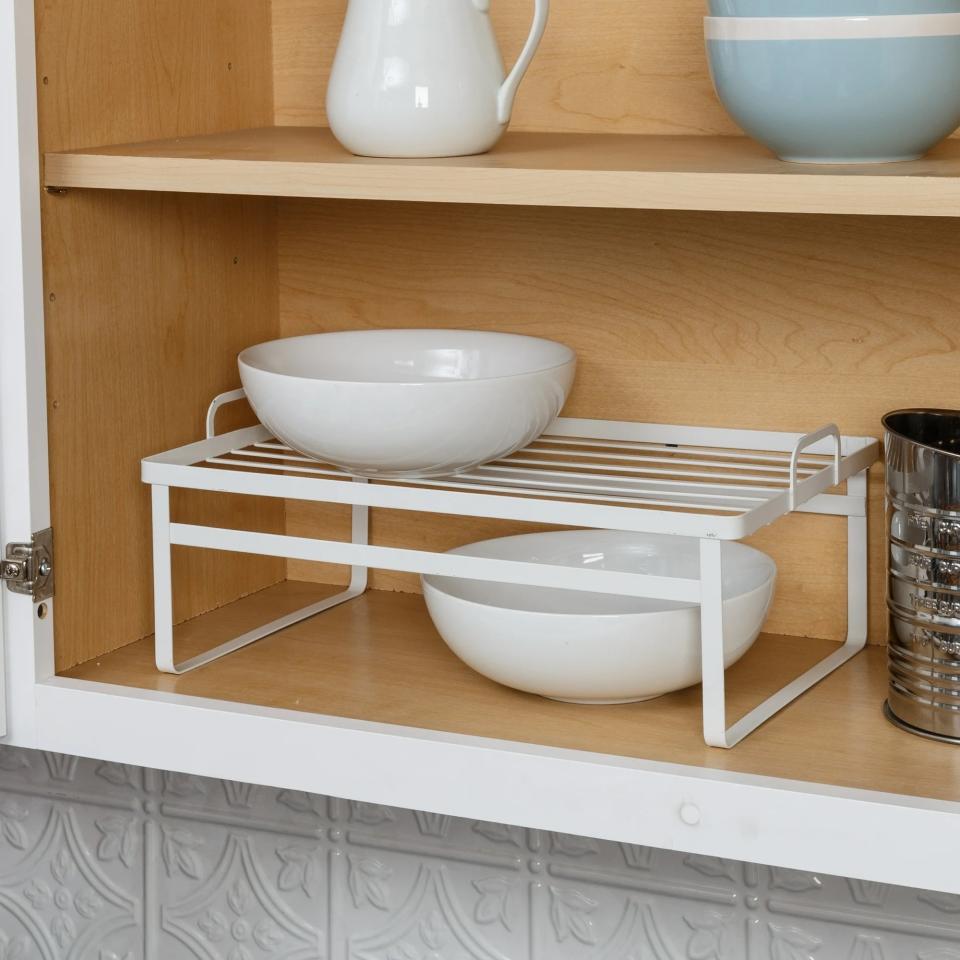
[143,389,879,748]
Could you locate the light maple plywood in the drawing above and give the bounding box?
[278,202,960,645]
[36,1,282,671]
[43,192,284,672]
[271,0,738,135]
[36,1,960,671]
[44,127,960,218]
[271,0,960,144]
[61,582,960,804]
[36,0,274,153]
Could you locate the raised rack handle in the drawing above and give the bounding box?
[789,423,841,511]
[206,388,248,439]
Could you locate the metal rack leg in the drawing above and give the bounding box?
[701,468,870,748]
[152,485,175,669]
[845,469,869,647]
[700,538,729,747]
[153,484,370,675]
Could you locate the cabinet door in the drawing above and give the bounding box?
[0,0,54,746]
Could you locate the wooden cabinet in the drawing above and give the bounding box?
[3,0,960,893]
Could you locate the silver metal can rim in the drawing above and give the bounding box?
[883,408,960,461]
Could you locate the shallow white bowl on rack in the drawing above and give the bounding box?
[422,530,777,704]
[238,329,576,479]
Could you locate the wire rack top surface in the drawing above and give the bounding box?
[143,416,879,540]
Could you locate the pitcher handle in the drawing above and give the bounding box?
[496,0,549,125]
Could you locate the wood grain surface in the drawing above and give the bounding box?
[278,201,960,645]
[38,1,960,676]
[36,0,274,153]
[62,581,960,803]
[271,0,737,135]
[36,1,282,670]
[43,191,284,672]
[271,0,960,146]
[45,128,960,218]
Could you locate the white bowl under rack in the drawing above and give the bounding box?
[142,388,879,749]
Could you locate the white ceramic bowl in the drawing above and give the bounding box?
[238,330,576,479]
[706,14,960,163]
[422,531,776,704]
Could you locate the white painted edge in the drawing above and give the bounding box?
[0,0,53,748]
[705,12,960,40]
[34,676,960,894]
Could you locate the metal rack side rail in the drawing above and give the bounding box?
[142,389,879,748]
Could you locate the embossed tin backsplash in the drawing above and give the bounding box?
[0,747,956,959]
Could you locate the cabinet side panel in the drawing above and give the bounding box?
[278,201,960,645]
[36,0,273,152]
[44,191,283,671]
[35,2,282,670]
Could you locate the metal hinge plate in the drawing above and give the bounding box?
[2,528,54,602]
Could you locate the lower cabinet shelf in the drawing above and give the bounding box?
[34,401,956,889]
[55,581,951,804]
[33,579,960,895]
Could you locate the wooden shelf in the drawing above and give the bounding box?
[44,126,960,217]
[61,581,958,804]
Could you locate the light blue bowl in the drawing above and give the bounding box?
[707,35,960,162]
[709,0,960,14]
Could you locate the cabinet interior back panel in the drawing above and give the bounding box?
[270,0,960,140]
[36,0,283,671]
[271,0,736,135]
[278,200,960,645]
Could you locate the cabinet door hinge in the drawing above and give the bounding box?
[2,528,54,602]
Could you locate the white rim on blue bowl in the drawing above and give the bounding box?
[705,12,960,40]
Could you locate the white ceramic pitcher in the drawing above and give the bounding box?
[326,0,550,158]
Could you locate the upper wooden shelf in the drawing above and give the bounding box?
[44,126,960,217]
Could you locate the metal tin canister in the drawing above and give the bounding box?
[884,409,960,743]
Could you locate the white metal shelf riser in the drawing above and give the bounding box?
[142,391,879,749]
